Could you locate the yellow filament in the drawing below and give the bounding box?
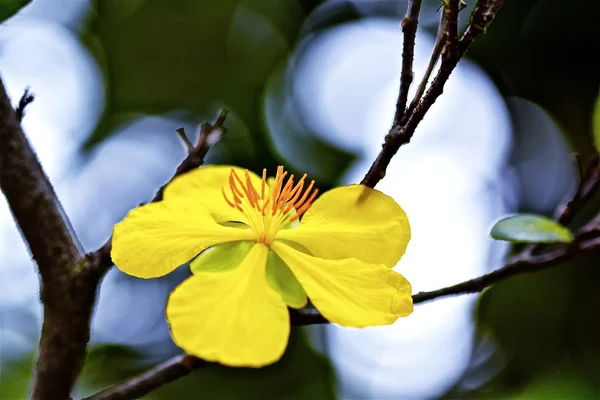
[221,167,319,244]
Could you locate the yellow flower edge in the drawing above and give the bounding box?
[111,165,413,367]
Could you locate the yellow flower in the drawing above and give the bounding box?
[111,165,413,367]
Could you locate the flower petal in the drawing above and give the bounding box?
[271,241,413,327]
[265,250,307,309]
[112,197,253,278]
[164,165,263,224]
[276,184,410,268]
[166,243,290,367]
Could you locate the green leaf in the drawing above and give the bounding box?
[593,89,600,153]
[0,0,31,23]
[490,214,573,244]
[265,249,307,309]
[190,240,253,274]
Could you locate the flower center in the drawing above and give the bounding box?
[221,166,318,245]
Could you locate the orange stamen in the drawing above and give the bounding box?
[221,187,236,208]
[294,180,315,210]
[261,169,267,200]
[291,188,318,221]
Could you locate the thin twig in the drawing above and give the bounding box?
[555,155,600,226]
[89,110,229,274]
[394,0,423,125]
[84,355,207,400]
[361,0,506,189]
[459,0,505,53]
[443,0,460,61]
[402,6,447,123]
[0,83,96,399]
[15,87,34,122]
[176,127,194,153]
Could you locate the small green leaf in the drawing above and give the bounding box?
[0,0,31,23]
[266,249,307,309]
[490,214,573,244]
[593,89,600,153]
[190,241,253,274]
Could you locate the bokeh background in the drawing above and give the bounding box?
[1,0,599,398]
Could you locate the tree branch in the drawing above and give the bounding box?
[0,81,99,400]
[361,0,506,188]
[89,110,229,274]
[83,355,207,400]
[0,91,228,399]
[394,0,422,125]
[14,87,34,123]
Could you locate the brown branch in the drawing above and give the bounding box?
[361,0,506,189]
[442,0,460,61]
[394,0,423,125]
[15,87,34,122]
[0,81,100,399]
[89,110,229,274]
[460,0,505,53]
[402,5,447,123]
[83,355,207,400]
[555,155,600,226]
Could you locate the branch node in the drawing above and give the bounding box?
[15,87,34,123]
[176,127,194,152]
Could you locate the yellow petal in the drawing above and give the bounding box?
[271,241,413,327]
[166,243,290,367]
[276,184,410,268]
[164,165,263,224]
[112,197,253,279]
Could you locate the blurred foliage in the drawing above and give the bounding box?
[78,345,150,396]
[0,0,30,24]
[467,0,600,154]
[83,0,353,183]
[490,214,573,244]
[0,354,34,399]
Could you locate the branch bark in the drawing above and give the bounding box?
[83,355,208,400]
[394,0,422,125]
[0,80,96,399]
[89,110,229,275]
[0,87,227,399]
[361,0,506,188]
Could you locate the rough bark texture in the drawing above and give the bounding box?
[0,79,97,400]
